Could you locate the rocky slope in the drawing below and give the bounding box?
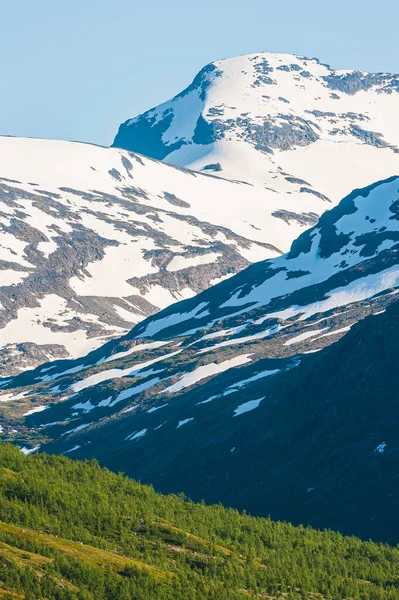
[2,176,399,540]
[114,52,399,199]
[3,53,399,377]
[0,136,289,376]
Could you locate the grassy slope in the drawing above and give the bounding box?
[0,444,398,599]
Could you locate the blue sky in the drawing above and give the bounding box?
[1,0,398,146]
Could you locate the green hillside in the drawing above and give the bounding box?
[0,443,398,599]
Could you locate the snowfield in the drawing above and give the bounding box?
[2,52,399,375]
[115,52,399,199]
[2,177,399,467]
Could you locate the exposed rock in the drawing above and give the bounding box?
[163,192,190,208]
[323,71,399,95]
[202,163,222,172]
[112,52,399,189]
[0,137,289,375]
[272,210,319,226]
[349,125,398,151]
[299,187,331,202]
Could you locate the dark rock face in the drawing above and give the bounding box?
[163,192,190,208]
[285,176,310,185]
[191,114,319,153]
[349,125,398,151]
[272,210,319,226]
[113,63,222,158]
[299,187,330,202]
[306,109,337,118]
[177,62,222,102]
[192,115,224,145]
[323,71,399,95]
[202,163,222,172]
[277,63,302,72]
[251,57,276,87]
[241,116,320,152]
[113,109,178,159]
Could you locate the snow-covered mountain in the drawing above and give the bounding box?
[2,176,399,541]
[2,53,399,377]
[114,52,399,199]
[0,136,293,376]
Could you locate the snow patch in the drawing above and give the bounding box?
[126,428,147,441]
[20,445,41,455]
[23,405,49,417]
[375,442,387,453]
[233,397,264,417]
[177,418,194,428]
[165,354,252,394]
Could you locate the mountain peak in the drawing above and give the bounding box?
[113,52,399,192]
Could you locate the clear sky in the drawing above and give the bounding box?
[1,0,398,146]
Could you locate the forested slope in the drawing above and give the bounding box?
[0,444,398,599]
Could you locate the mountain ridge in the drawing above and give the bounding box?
[2,176,399,540]
[113,51,399,196]
[2,51,399,375]
[0,136,280,376]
